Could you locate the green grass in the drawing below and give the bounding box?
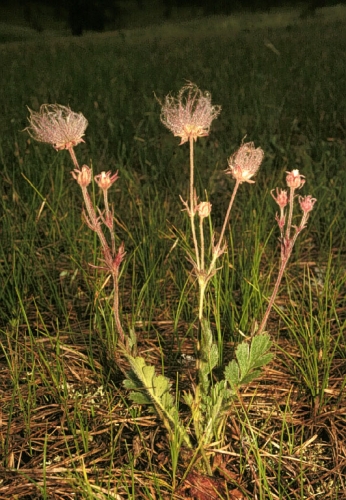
[1,5,346,499]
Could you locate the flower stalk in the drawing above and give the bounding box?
[26,104,126,345]
[257,170,316,335]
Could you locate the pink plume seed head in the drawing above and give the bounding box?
[226,142,264,183]
[26,104,88,151]
[160,82,221,145]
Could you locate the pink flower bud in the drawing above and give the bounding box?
[113,242,126,270]
[286,169,305,189]
[71,165,92,187]
[275,213,286,229]
[271,188,288,208]
[94,170,119,191]
[197,201,212,218]
[299,195,317,214]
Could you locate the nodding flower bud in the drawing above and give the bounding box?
[271,188,288,208]
[299,195,317,214]
[71,165,92,187]
[197,201,212,219]
[94,170,119,191]
[286,169,305,189]
[113,242,126,270]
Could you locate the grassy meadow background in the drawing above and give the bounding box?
[0,4,346,499]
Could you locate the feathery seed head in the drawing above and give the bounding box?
[26,104,88,151]
[226,142,264,183]
[160,83,221,145]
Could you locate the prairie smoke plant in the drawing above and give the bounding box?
[94,170,120,253]
[258,169,316,334]
[299,195,317,214]
[271,188,288,230]
[71,165,92,188]
[26,104,126,345]
[159,84,273,465]
[23,91,316,476]
[286,169,305,189]
[94,170,119,192]
[196,201,212,219]
[271,188,288,209]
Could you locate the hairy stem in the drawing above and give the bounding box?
[103,188,116,256]
[189,136,200,270]
[258,211,310,335]
[68,146,80,170]
[257,253,290,335]
[208,178,241,275]
[113,267,125,344]
[285,186,295,241]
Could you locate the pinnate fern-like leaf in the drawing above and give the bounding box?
[123,356,192,448]
[224,333,273,390]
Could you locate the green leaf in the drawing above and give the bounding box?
[240,370,261,386]
[235,342,250,378]
[142,364,156,383]
[249,334,273,369]
[123,356,192,449]
[209,344,219,371]
[200,319,214,360]
[224,359,240,387]
[153,374,170,398]
[123,378,140,391]
[128,391,152,405]
[224,334,273,390]
[182,391,193,408]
